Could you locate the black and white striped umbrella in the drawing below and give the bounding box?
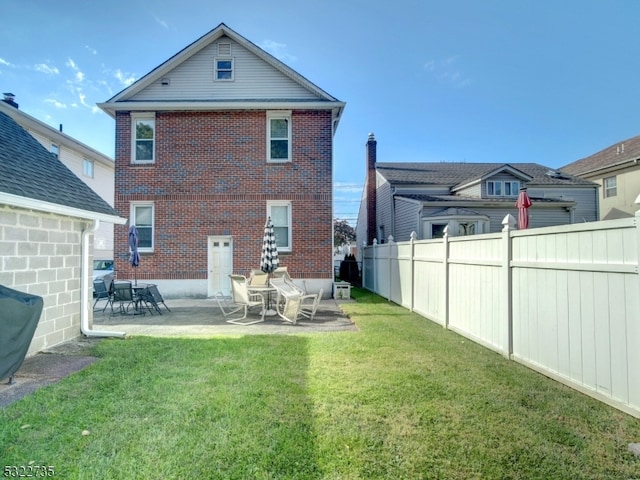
[260,217,280,274]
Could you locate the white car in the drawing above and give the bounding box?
[92,259,114,290]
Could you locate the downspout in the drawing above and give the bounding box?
[81,220,126,338]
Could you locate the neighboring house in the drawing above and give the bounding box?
[0,94,116,259]
[560,134,640,220]
[0,110,125,356]
[97,23,345,298]
[356,134,598,246]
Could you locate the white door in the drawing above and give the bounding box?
[208,236,233,297]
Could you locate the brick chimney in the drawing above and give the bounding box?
[2,93,18,109]
[366,133,377,245]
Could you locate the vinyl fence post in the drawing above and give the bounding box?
[362,241,367,290]
[410,231,417,312]
[372,238,378,295]
[443,225,450,329]
[387,235,394,302]
[502,214,517,358]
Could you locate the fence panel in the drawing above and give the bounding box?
[448,234,506,354]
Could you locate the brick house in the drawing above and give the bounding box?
[0,111,125,356]
[98,23,345,297]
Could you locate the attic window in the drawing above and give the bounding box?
[215,57,234,81]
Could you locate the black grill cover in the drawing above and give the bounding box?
[0,284,43,381]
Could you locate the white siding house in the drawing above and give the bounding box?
[357,133,599,248]
[0,96,116,259]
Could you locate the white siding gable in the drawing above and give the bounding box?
[130,37,319,102]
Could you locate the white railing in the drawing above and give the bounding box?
[362,204,640,418]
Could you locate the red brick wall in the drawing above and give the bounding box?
[113,110,333,282]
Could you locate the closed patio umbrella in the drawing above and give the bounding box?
[515,188,532,230]
[260,217,279,274]
[128,225,140,285]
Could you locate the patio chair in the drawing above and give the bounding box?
[111,282,144,316]
[300,288,323,321]
[272,267,306,294]
[269,277,305,324]
[218,274,265,325]
[93,279,112,312]
[248,270,269,286]
[140,284,171,314]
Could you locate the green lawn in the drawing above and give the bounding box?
[2,288,639,479]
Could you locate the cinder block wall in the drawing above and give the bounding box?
[112,110,334,290]
[0,205,86,356]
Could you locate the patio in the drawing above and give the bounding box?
[94,297,358,336]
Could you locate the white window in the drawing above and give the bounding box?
[603,176,617,198]
[487,180,519,197]
[267,111,291,162]
[50,143,59,158]
[131,113,155,163]
[131,202,154,252]
[83,158,94,178]
[268,201,292,252]
[214,58,234,80]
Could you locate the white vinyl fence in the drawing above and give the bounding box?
[362,210,640,418]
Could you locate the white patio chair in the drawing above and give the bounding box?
[270,277,303,324]
[300,288,323,321]
[248,270,269,286]
[219,274,265,325]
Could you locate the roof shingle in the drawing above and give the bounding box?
[0,111,118,217]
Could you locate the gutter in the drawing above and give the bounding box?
[81,220,126,338]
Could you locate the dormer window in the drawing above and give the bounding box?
[487,180,519,197]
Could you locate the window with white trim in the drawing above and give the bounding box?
[131,113,155,163]
[215,58,234,80]
[603,176,617,198]
[487,180,519,197]
[268,201,292,252]
[82,158,94,178]
[267,111,291,162]
[131,202,154,252]
[50,143,59,158]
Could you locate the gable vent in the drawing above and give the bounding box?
[218,43,231,55]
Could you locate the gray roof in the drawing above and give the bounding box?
[377,162,595,188]
[0,111,118,217]
[560,134,640,176]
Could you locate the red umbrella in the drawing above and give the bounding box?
[515,188,532,229]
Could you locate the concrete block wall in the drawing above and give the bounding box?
[0,205,87,356]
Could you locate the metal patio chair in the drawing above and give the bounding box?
[93,279,112,312]
[218,274,265,325]
[139,284,171,314]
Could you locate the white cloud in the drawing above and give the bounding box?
[0,57,15,67]
[85,45,98,55]
[260,40,297,63]
[424,55,471,88]
[34,63,59,75]
[115,69,136,87]
[66,58,85,83]
[154,15,169,29]
[44,98,67,109]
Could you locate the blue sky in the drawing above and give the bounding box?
[2,1,640,225]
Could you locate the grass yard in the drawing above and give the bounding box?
[1,288,639,479]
